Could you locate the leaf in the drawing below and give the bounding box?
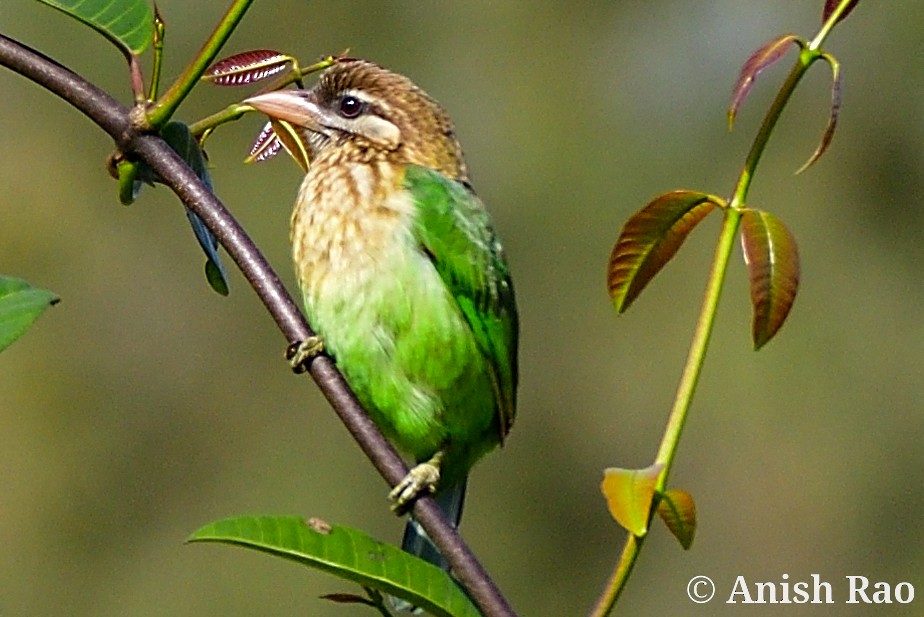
[115,158,142,206]
[795,53,841,174]
[320,593,375,606]
[823,0,860,26]
[245,121,284,163]
[204,260,230,297]
[656,489,697,550]
[728,35,802,130]
[0,276,59,353]
[600,464,664,536]
[110,122,228,294]
[189,516,481,617]
[203,50,294,86]
[36,0,154,55]
[740,209,800,349]
[159,121,230,296]
[608,191,721,312]
[267,118,311,172]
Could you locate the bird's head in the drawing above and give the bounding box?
[245,58,467,181]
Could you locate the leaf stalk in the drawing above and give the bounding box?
[147,0,254,127]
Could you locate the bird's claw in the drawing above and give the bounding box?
[389,462,441,513]
[286,336,325,373]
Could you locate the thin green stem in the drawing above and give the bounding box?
[589,4,856,614]
[734,0,851,206]
[588,534,641,617]
[732,53,812,207]
[189,57,336,141]
[189,102,251,139]
[588,195,743,617]
[364,587,395,617]
[588,207,742,617]
[811,0,856,50]
[266,56,337,92]
[147,0,254,128]
[654,207,741,480]
[147,9,166,101]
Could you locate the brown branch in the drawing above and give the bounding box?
[0,32,517,617]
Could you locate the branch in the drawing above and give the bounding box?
[0,32,517,617]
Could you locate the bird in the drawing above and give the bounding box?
[243,58,518,577]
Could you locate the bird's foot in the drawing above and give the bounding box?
[389,458,443,513]
[286,336,325,374]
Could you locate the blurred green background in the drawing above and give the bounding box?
[1,2,922,616]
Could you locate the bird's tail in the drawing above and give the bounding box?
[400,478,467,570]
[391,478,467,612]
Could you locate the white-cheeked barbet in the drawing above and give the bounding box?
[245,58,518,574]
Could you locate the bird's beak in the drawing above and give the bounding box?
[243,90,324,132]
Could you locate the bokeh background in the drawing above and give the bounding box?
[1,2,921,616]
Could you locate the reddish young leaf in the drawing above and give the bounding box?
[601,464,664,537]
[823,0,860,25]
[656,489,697,550]
[203,50,293,86]
[245,121,284,163]
[728,35,802,130]
[740,209,800,349]
[608,191,722,313]
[796,53,842,174]
[320,593,374,606]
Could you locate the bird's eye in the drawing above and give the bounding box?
[338,95,365,119]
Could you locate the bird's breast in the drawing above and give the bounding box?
[290,161,417,300]
[286,160,499,460]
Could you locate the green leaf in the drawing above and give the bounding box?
[120,121,229,294]
[600,464,663,536]
[36,0,154,56]
[116,160,139,206]
[204,260,229,297]
[160,121,230,296]
[656,489,697,550]
[740,209,800,349]
[189,516,482,617]
[160,121,211,186]
[608,191,722,312]
[0,276,59,353]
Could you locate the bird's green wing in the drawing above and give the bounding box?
[404,164,518,440]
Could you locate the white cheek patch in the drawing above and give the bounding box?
[354,115,401,150]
